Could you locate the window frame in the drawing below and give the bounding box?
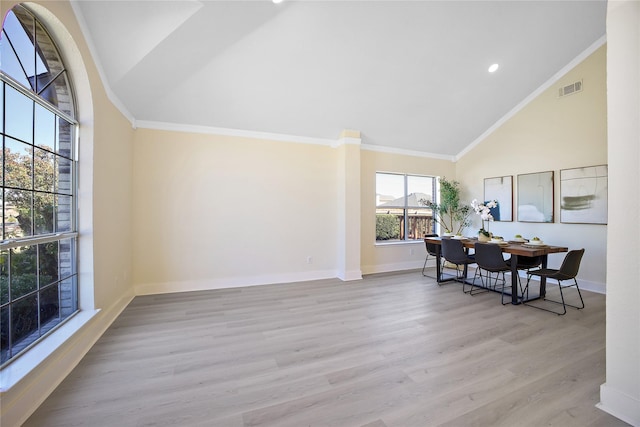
[375,172,436,243]
[1,4,79,367]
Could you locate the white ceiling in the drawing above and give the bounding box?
[72,0,607,157]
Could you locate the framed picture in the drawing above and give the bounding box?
[517,171,554,223]
[560,165,608,224]
[484,176,513,221]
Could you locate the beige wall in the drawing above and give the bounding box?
[132,129,339,294]
[360,149,455,274]
[456,44,608,291]
[1,2,135,426]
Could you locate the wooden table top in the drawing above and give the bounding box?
[424,236,569,257]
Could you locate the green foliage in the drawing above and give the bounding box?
[421,177,472,235]
[3,146,57,237]
[376,214,400,240]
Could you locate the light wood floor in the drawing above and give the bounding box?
[25,270,628,427]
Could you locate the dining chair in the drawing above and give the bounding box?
[473,242,518,302]
[523,249,585,315]
[440,238,476,291]
[421,234,441,280]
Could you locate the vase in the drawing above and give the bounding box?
[478,233,491,242]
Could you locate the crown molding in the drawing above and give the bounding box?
[455,34,607,162]
[135,120,339,146]
[361,143,455,161]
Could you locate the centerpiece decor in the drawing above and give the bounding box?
[471,199,498,242]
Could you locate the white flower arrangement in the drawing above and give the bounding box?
[471,199,498,237]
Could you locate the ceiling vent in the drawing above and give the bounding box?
[558,80,583,98]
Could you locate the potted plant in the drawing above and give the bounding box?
[422,177,472,236]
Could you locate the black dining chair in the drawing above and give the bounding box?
[473,242,518,302]
[422,234,440,280]
[440,238,476,291]
[523,249,585,315]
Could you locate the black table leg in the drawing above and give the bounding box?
[539,254,548,298]
[510,254,519,304]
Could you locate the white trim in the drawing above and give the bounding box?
[337,270,363,281]
[455,35,607,161]
[361,143,455,161]
[135,120,338,146]
[134,270,338,296]
[69,1,135,126]
[332,136,362,148]
[598,383,640,427]
[362,260,426,275]
[0,292,133,427]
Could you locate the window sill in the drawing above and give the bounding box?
[0,309,100,391]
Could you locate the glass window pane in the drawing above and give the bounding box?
[1,5,78,366]
[5,85,33,143]
[4,137,33,190]
[1,305,9,364]
[4,189,32,237]
[56,156,73,195]
[55,195,72,232]
[34,191,54,235]
[58,274,76,317]
[44,72,74,118]
[0,84,4,133]
[0,11,33,88]
[11,293,38,351]
[407,175,434,208]
[40,284,60,333]
[407,208,434,239]
[58,238,75,279]
[39,241,59,287]
[34,147,55,192]
[376,173,405,207]
[0,250,8,305]
[34,103,56,151]
[34,18,58,93]
[56,117,73,158]
[10,245,37,299]
[375,209,402,241]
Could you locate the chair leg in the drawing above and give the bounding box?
[524,277,586,315]
[421,254,429,276]
[469,268,489,295]
[544,278,585,312]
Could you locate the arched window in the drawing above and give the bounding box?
[1,4,78,365]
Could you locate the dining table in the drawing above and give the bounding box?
[424,236,569,304]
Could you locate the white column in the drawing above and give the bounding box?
[336,130,362,281]
[599,1,640,425]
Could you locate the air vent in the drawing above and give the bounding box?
[558,80,583,98]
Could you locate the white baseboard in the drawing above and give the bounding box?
[362,260,426,275]
[337,269,363,281]
[0,292,134,427]
[134,270,338,295]
[598,383,640,426]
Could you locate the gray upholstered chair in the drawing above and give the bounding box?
[524,249,585,315]
[440,238,475,291]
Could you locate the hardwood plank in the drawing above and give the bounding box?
[23,271,627,427]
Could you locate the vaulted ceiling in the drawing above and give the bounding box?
[71,0,607,157]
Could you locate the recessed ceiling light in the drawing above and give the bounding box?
[488,63,499,73]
